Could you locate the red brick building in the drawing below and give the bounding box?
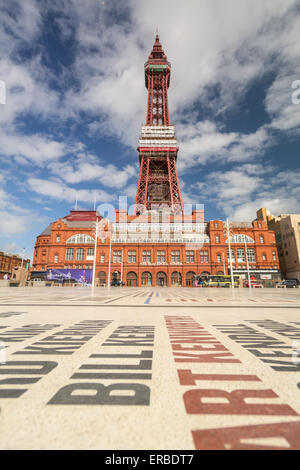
[31,35,280,286]
[32,208,280,286]
[0,251,30,279]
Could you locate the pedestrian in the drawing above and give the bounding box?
[3,273,8,280]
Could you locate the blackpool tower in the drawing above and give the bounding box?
[134,35,184,215]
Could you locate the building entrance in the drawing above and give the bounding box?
[157,272,167,287]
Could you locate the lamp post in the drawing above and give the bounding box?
[108,233,112,290]
[226,219,234,289]
[244,239,251,289]
[92,218,100,290]
[120,249,124,287]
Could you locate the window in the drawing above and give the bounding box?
[56,235,61,243]
[227,248,235,262]
[217,253,222,263]
[227,234,254,244]
[237,248,245,262]
[100,254,105,263]
[113,251,122,263]
[128,250,136,263]
[247,248,256,263]
[86,248,94,260]
[200,250,209,263]
[171,250,180,263]
[262,253,267,261]
[142,251,151,263]
[157,250,166,263]
[260,235,264,243]
[215,235,220,244]
[54,254,59,264]
[66,234,95,244]
[76,248,84,261]
[272,251,276,261]
[186,251,194,263]
[66,248,74,261]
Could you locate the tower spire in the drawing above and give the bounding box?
[134,36,184,215]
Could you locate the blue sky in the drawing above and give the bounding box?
[0,0,300,261]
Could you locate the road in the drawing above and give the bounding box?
[0,286,300,449]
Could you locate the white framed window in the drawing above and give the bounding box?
[66,248,74,261]
[66,234,95,244]
[142,251,151,263]
[227,248,235,262]
[157,250,166,263]
[113,251,122,263]
[171,250,180,262]
[226,234,254,244]
[128,250,136,263]
[237,248,245,262]
[76,248,84,261]
[186,251,194,263]
[54,254,59,264]
[86,248,94,260]
[200,250,209,263]
[247,248,256,262]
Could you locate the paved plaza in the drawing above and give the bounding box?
[0,286,300,449]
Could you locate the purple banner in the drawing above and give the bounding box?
[47,269,93,285]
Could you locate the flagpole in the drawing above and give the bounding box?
[92,218,99,291]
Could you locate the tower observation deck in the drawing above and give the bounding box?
[134,35,184,215]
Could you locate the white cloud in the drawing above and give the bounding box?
[27,177,114,204]
[189,164,300,221]
[47,158,137,187]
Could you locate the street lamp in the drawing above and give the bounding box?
[92,218,100,290]
[107,230,112,289]
[225,219,234,289]
[244,239,251,289]
[120,249,124,287]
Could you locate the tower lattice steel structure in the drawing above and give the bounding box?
[134,35,184,215]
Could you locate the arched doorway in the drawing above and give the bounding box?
[111,271,121,285]
[171,271,182,286]
[127,271,137,287]
[201,271,210,277]
[186,271,196,287]
[156,271,167,287]
[141,272,152,287]
[97,271,106,286]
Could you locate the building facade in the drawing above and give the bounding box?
[257,208,300,280]
[0,251,30,280]
[31,36,280,286]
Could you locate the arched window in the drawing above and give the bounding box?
[171,271,182,286]
[54,254,59,264]
[66,234,95,244]
[262,253,267,261]
[142,272,152,286]
[127,271,137,287]
[226,234,254,244]
[98,271,106,286]
[156,272,167,287]
[201,271,210,277]
[186,271,196,287]
[260,235,264,243]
